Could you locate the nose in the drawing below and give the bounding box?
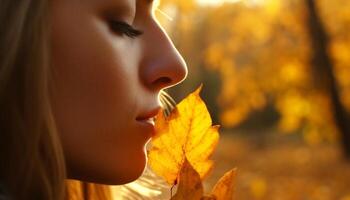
[139,20,188,91]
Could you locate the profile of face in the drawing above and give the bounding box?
[49,0,187,184]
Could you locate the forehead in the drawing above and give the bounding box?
[77,0,158,17]
[94,0,155,8]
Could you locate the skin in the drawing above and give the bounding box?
[49,0,187,184]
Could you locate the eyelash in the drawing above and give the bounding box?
[109,20,143,38]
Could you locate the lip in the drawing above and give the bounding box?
[136,106,161,137]
[136,107,161,121]
[136,118,156,138]
[137,117,155,126]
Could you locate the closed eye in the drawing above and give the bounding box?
[109,20,143,38]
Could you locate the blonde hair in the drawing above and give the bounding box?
[0,0,113,199]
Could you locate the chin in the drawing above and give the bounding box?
[115,167,146,185]
[67,148,148,185]
[117,154,148,184]
[101,152,148,185]
[68,162,147,185]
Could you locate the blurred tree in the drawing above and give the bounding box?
[304,0,350,157]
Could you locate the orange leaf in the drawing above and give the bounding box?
[148,85,220,185]
[171,158,236,200]
[171,157,203,200]
[210,169,237,200]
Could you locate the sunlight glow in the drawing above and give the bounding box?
[196,0,242,6]
[196,0,266,6]
[156,8,173,21]
[112,182,162,200]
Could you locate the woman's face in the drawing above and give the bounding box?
[49,0,187,184]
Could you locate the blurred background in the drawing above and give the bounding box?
[155,0,350,199]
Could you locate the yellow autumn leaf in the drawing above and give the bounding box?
[148,85,220,185]
[171,157,203,200]
[171,156,236,200]
[210,169,237,200]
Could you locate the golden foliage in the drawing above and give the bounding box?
[156,0,350,144]
[170,158,203,200]
[209,168,236,200]
[148,86,220,185]
[171,157,236,200]
[149,1,350,198]
[148,86,237,199]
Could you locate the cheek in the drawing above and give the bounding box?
[49,10,147,184]
[51,49,132,133]
[50,23,133,135]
